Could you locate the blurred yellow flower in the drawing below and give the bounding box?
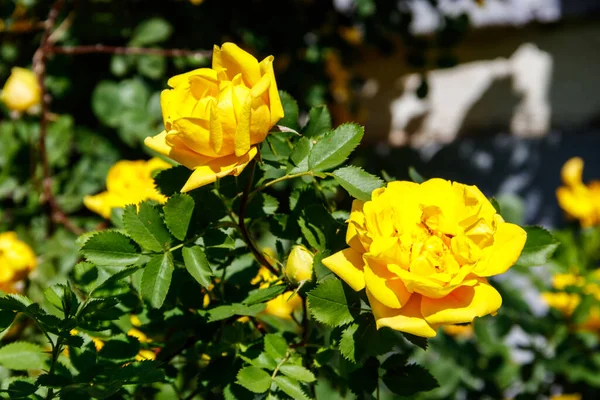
[84,158,170,219]
[556,157,600,227]
[542,271,600,332]
[285,245,314,285]
[322,179,527,338]
[442,323,473,339]
[550,394,581,400]
[145,42,284,192]
[0,232,36,293]
[189,0,204,4]
[252,262,302,321]
[0,67,41,113]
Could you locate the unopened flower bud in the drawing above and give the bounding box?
[285,245,314,285]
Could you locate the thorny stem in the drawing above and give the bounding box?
[47,45,212,58]
[238,160,279,276]
[33,0,83,236]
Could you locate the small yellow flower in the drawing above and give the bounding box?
[252,253,302,320]
[322,179,527,338]
[84,158,170,219]
[0,232,36,293]
[0,67,41,112]
[189,0,204,4]
[542,271,600,332]
[145,42,284,192]
[285,245,314,285]
[556,157,600,227]
[263,291,303,321]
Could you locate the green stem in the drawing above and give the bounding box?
[45,337,63,400]
[247,170,314,204]
[238,160,279,276]
[271,351,291,380]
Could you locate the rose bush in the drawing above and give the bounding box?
[0,32,562,399]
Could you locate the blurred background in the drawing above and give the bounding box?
[3,0,600,229]
[2,1,600,398]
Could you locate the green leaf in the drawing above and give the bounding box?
[0,342,47,370]
[288,137,314,174]
[122,202,172,252]
[81,231,141,267]
[303,105,331,138]
[0,294,33,312]
[98,334,140,361]
[236,366,272,393]
[307,278,357,327]
[402,332,428,351]
[339,316,397,363]
[92,81,121,127]
[308,123,364,172]
[278,91,299,130]
[0,310,16,333]
[243,285,286,306]
[91,266,140,298]
[408,166,425,183]
[381,364,439,396]
[130,18,173,46]
[137,54,166,80]
[154,165,191,196]
[273,376,310,400]
[141,253,174,308]
[208,303,266,322]
[7,379,38,398]
[264,334,288,360]
[515,226,559,267]
[163,194,195,240]
[182,246,213,289]
[79,298,123,321]
[279,365,316,383]
[333,166,384,201]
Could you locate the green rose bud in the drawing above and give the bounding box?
[285,245,314,285]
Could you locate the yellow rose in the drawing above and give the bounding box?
[285,245,314,285]
[84,158,170,219]
[0,67,41,112]
[556,157,600,227]
[542,271,600,332]
[145,42,284,193]
[322,179,527,338]
[0,232,37,292]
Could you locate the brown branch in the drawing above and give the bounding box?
[33,0,83,236]
[47,45,212,58]
[238,160,279,276]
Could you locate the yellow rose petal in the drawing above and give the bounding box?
[474,222,527,277]
[219,43,261,86]
[321,248,365,291]
[421,279,502,326]
[259,55,284,126]
[561,157,584,187]
[367,290,438,338]
[181,147,258,192]
[363,257,411,309]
